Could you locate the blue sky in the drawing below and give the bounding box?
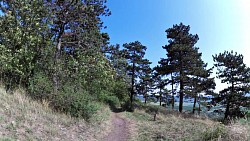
[102,0,250,92]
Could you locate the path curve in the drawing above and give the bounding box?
[104,113,129,141]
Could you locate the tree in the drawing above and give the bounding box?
[213,51,250,120]
[43,0,111,94]
[105,44,130,104]
[161,23,200,112]
[0,0,51,90]
[137,59,152,103]
[152,73,168,106]
[155,58,177,109]
[0,0,129,119]
[185,59,215,114]
[122,41,149,111]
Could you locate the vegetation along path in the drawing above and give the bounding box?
[104,112,130,141]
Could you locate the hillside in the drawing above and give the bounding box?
[0,86,112,141]
[0,86,249,141]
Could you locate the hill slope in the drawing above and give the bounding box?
[123,107,250,141]
[0,86,249,141]
[0,87,111,141]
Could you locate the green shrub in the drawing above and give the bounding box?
[28,72,53,100]
[53,87,100,120]
[103,95,120,109]
[145,105,160,114]
[148,97,157,103]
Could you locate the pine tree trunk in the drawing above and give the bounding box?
[225,82,234,120]
[193,95,197,114]
[171,72,174,110]
[159,88,162,106]
[224,95,230,120]
[179,80,184,112]
[130,62,135,112]
[198,94,201,115]
[179,53,184,113]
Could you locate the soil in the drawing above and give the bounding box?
[103,113,130,141]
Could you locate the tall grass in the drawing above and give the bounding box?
[0,86,111,140]
[124,104,250,141]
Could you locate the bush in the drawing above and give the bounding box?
[97,91,121,110]
[103,95,120,109]
[53,87,101,120]
[28,72,53,100]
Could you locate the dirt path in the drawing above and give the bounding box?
[103,112,130,141]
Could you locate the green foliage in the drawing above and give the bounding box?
[158,23,209,112]
[122,41,151,111]
[246,111,250,119]
[147,97,157,103]
[102,95,120,109]
[0,0,51,90]
[28,72,53,100]
[0,0,130,121]
[54,87,100,120]
[213,51,250,119]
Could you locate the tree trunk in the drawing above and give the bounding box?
[179,80,183,112]
[179,52,183,112]
[192,95,197,114]
[130,62,135,112]
[159,88,162,106]
[224,95,230,120]
[179,66,184,112]
[53,24,64,95]
[224,82,234,120]
[171,72,175,110]
[198,94,201,115]
[53,36,62,94]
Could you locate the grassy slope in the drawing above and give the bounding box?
[0,87,112,141]
[0,86,249,141]
[124,106,250,141]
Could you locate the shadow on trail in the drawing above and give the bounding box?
[110,107,126,113]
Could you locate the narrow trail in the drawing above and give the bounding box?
[103,112,130,141]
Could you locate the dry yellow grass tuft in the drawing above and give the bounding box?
[226,121,249,140]
[124,108,250,141]
[0,86,112,141]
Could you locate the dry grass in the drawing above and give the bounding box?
[124,107,250,141]
[226,120,250,141]
[0,86,112,141]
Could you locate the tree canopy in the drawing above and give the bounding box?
[0,1,249,121]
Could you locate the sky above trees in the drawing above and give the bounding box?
[102,0,250,92]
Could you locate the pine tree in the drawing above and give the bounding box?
[122,41,149,111]
[185,58,215,114]
[152,73,168,106]
[213,51,250,120]
[155,58,177,109]
[161,23,200,112]
[137,59,152,103]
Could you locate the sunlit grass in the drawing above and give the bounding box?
[124,104,250,141]
[0,86,111,140]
